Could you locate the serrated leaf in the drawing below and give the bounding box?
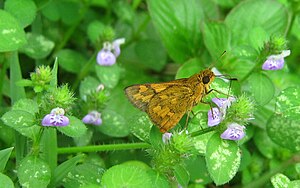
[19,33,55,59]
[4,0,37,28]
[0,147,14,172]
[12,99,38,115]
[0,10,27,52]
[17,156,51,188]
[57,116,87,138]
[271,173,290,188]
[206,133,241,185]
[56,49,86,73]
[95,64,121,89]
[1,110,40,139]
[101,163,152,188]
[249,73,275,105]
[267,114,300,151]
[0,173,14,188]
[225,0,288,48]
[97,109,129,137]
[147,0,204,62]
[202,22,231,58]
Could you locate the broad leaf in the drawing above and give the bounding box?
[57,116,87,138]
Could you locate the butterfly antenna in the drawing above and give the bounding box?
[209,50,227,70]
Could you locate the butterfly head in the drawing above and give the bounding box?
[198,69,215,85]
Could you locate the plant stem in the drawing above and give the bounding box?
[189,127,216,137]
[57,142,151,154]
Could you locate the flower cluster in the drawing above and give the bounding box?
[42,107,69,126]
[207,97,246,141]
[96,38,125,66]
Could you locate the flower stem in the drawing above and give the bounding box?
[57,142,150,154]
[189,126,216,137]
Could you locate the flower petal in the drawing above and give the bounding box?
[41,114,54,126]
[220,123,245,140]
[96,50,116,66]
[208,108,221,127]
[262,57,284,70]
[162,132,173,144]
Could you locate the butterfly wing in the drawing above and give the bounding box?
[124,79,196,132]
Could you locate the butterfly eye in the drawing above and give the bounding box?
[202,76,210,84]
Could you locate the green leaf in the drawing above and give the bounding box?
[267,114,300,151]
[271,173,290,188]
[185,156,212,184]
[101,163,152,188]
[95,64,121,89]
[135,39,167,71]
[253,129,276,159]
[57,116,87,138]
[12,99,39,115]
[79,76,100,100]
[19,33,55,59]
[288,180,300,188]
[206,133,241,185]
[87,21,105,44]
[4,0,37,28]
[57,49,86,74]
[202,22,231,58]
[61,163,104,187]
[50,154,85,187]
[40,1,60,21]
[149,125,163,147]
[17,156,51,188]
[275,87,300,118]
[0,10,27,52]
[175,58,203,79]
[57,1,81,25]
[97,109,130,137]
[249,73,275,105]
[147,0,204,62]
[225,0,288,48]
[146,169,170,187]
[130,113,152,142]
[213,0,240,8]
[174,164,190,187]
[0,173,14,188]
[1,110,40,139]
[0,147,14,172]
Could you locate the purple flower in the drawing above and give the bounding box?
[96,38,125,66]
[262,50,290,70]
[208,108,222,127]
[220,123,245,140]
[207,97,236,126]
[162,132,173,144]
[82,111,102,126]
[42,107,69,126]
[96,49,116,66]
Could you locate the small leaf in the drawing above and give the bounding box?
[57,116,87,138]
[0,173,14,188]
[101,163,152,188]
[130,113,152,142]
[4,0,37,28]
[1,110,40,139]
[288,180,300,188]
[275,87,300,118]
[12,99,39,115]
[176,58,203,79]
[185,156,212,184]
[249,73,275,105]
[0,10,27,52]
[17,156,51,188]
[206,133,241,185]
[97,109,130,137]
[147,0,205,62]
[56,49,86,74]
[0,147,14,172]
[149,125,163,147]
[95,64,122,89]
[87,21,106,44]
[19,33,55,59]
[79,76,100,100]
[271,173,290,188]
